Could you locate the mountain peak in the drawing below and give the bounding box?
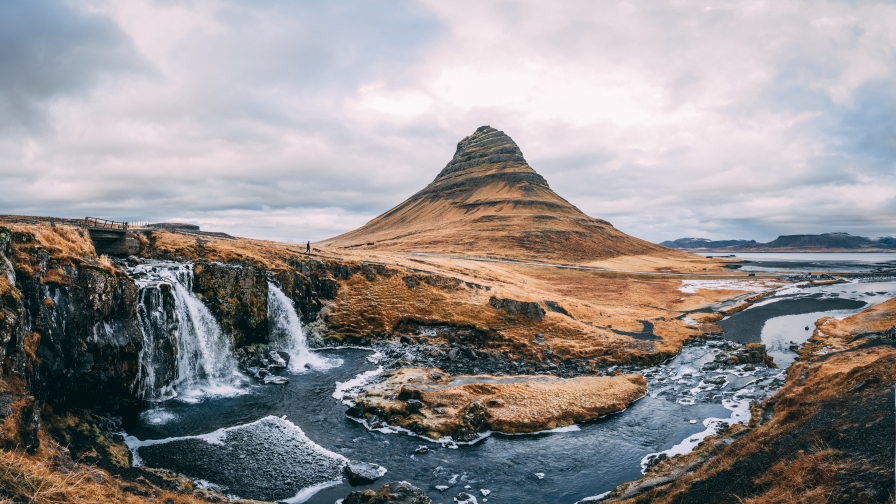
[324,126,670,263]
[435,126,528,181]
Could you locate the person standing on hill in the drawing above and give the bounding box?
[306,241,311,254]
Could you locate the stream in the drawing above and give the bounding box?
[120,259,896,504]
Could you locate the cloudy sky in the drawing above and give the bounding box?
[2,0,895,243]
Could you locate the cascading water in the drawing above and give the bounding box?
[267,281,334,372]
[129,262,243,402]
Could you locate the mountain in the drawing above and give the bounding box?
[876,236,896,248]
[659,238,756,250]
[740,232,893,251]
[662,232,895,252]
[323,126,674,263]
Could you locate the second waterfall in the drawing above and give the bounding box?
[267,281,335,373]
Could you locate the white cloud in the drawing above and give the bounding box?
[1,0,895,243]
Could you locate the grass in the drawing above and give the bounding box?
[0,440,213,504]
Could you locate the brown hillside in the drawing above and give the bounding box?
[323,126,679,263]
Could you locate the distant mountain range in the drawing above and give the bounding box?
[661,233,896,252]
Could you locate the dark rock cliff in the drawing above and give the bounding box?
[0,227,143,452]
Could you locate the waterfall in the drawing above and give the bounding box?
[1,255,14,285]
[267,281,333,372]
[130,262,243,402]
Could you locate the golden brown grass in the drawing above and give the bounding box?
[0,446,210,504]
[355,367,647,438]
[25,225,96,261]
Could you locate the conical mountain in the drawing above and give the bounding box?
[325,126,671,263]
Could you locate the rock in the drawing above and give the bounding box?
[400,335,412,344]
[343,460,387,486]
[702,361,720,371]
[704,375,727,386]
[267,350,287,368]
[343,481,433,504]
[489,296,545,322]
[406,399,423,413]
[480,489,491,496]
[429,371,443,381]
[415,445,430,454]
[367,415,385,429]
[262,375,289,385]
[742,363,756,371]
[533,332,545,345]
[454,491,478,503]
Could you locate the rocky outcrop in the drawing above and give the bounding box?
[4,228,142,407]
[0,226,143,453]
[343,460,387,485]
[701,342,775,371]
[348,367,646,441]
[192,262,269,346]
[489,296,545,322]
[436,126,531,179]
[343,481,434,504]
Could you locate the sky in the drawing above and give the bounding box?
[1,0,895,244]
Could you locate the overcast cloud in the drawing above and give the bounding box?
[1,0,894,243]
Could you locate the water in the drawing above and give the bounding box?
[756,280,896,368]
[267,281,336,373]
[128,262,244,402]
[704,252,896,272]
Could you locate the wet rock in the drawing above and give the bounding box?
[262,375,289,385]
[454,491,478,504]
[400,335,412,344]
[406,399,423,413]
[343,460,387,486]
[452,402,490,442]
[415,445,430,454]
[267,350,287,368]
[742,363,756,371]
[429,371,443,381]
[533,332,545,345]
[704,375,727,386]
[702,361,719,371]
[343,481,434,504]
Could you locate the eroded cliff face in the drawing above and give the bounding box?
[0,226,143,452]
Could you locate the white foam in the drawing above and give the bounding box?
[333,366,385,405]
[281,479,343,504]
[640,389,754,473]
[575,490,612,503]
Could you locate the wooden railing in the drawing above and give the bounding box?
[84,217,128,231]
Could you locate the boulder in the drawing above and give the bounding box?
[343,460,388,486]
[489,296,545,322]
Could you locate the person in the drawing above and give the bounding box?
[306,241,311,254]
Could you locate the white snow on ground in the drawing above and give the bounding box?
[678,280,782,294]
